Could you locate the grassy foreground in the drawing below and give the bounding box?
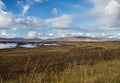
[0,42,120,83]
[2,60,120,83]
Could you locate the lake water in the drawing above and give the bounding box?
[0,43,38,49]
[0,43,59,49]
[0,43,17,49]
[20,44,37,48]
[43,44,59,46]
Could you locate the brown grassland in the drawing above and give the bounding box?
[0,42,120,83]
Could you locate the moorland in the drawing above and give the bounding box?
[0,41,120,83]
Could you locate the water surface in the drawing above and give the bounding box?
[0,43,59,49]
[0,43,17,49]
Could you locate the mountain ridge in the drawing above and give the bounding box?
[0,36,119,43]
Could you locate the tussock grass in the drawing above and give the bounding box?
[56,60,120,83]
[1,60,120,83]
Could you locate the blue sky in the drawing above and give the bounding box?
[0,0,120,39]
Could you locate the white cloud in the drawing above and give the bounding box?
[14,16,45,29]
[46,14,72,28]
[0,11,73,30]
[0,1,73,30]
[21,4,30,15]
[0,0,72,39]
[0,30,53,39]
[0,30,6,36]
[27,31,54,39]
[0,1,13,28]
[34,0,42,3]
[0,0,5,9]
[26,0,43,3]
[0,30,23,38]
[17,0,44,15]
[90,0,120,28]
[0,12,13,28]
[13,14,73,29]
[51,8,59,14]
[104,0,120,27]
[0,0,71,31]
[0,0,6,14]
[27,31,40,38]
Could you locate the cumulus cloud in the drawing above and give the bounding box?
[0,12,13,28]
[0,13,72,30]
[0,30,6,36]
[0,0,73,30]
[0,0,73,38]
[0,1,13,28]
[27,31,39,38]
[14,16,44,29]
[46,14,72,29]
[0,30,54,39]
[90,0,120,28]
[27,31,54,39]
[13,14,72,29]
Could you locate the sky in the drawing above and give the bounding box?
[0,0,120,39]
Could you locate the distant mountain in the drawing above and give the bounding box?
[46,36,103,42]
[0,36,119,43]
[0,38,7,40]
[0,37,24,40]
[0,38,42,43]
